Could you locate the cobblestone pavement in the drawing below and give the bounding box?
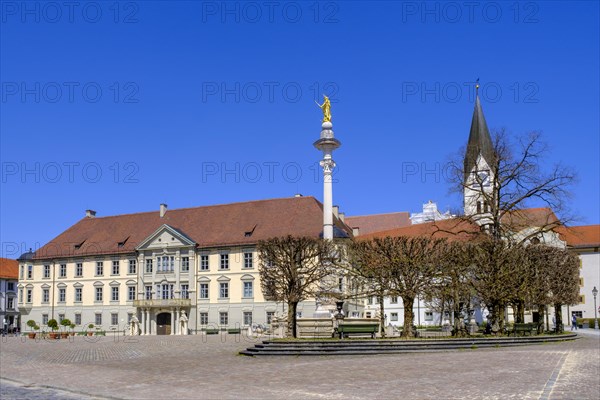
[0,331,598,399]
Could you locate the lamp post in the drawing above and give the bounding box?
[593,286,598,330]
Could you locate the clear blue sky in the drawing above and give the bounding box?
[1,1,599,258]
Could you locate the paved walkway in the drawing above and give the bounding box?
[1,331,598,399]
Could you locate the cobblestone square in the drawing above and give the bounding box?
[1,331,599,399]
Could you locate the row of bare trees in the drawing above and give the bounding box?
[257,235,580,338]
[347,236,580,337]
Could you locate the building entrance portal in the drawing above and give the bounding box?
[157,313,171,335]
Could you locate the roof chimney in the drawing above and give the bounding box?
[332,205,339,218]
[352,227,360,237]
[339,212,345,222]
[160,203,168,218]
[85,210,96,218]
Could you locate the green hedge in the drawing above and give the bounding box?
[576,318,598,328]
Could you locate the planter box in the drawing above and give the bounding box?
[27,332,36,339]
[48,332,59,339]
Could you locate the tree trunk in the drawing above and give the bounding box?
[379,294,385,338]
[401,296,415,338]
[554,303,563,333]
[288,301,298,338]
[453,302,466,337]
[536,304,545,334]
[515,300,525,323]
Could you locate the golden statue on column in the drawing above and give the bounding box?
[316,95,332,123]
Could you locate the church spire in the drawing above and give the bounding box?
[463,83,494,182]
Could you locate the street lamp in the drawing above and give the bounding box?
[593,286,598,330]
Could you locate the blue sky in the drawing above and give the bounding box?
[1,1,599,258]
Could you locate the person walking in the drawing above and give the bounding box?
[571,314,578,331]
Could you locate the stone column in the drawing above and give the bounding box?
[141,309,146,335]
[170,309,175,335]
[175,308,180,335]
[146,309,151,335]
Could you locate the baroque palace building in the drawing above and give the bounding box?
[17,197,351,335]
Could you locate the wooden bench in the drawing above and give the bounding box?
[509,323,536,336]
[204,328,220,335]
[227,328,241,335]
[336,323,379,339]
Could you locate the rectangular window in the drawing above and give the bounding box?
[266,311,275,324]
[243,252,253,269]
[219,282,229,298]
[26,289,32,303]
[42,314,48,325]
[58,313,65,322]
[425,311,433,321]
[20,266,24,279]
[111,313,118,326]
[220,254,229,270]
[161,284,173,299]
[128,286,136,301]
[243,281,253,298]
[43,265,50,278]
[390,296,398,304]
[75,287,82,302]
[200,255,209,271]
[579,295,585,304]
[199,283,209,299]
[145,285,152,300]
[95,313,102,326]
[75,314,81,325]
[572,311,583,318]
[579,277,584,287]
[76,263,83,277]
[59,264,67,278]
[59,288,66,302]
[96,261,104,276]
[7,298,14,309]
[112,261,119,275]
[145,259,153,273]
[7,282,14,291]
[181,284,189,299]
[181,257,189,272]
[112,286,119,301]
[219,312,228,325]
[128,260,137,274]
[19,290,23,303]
[27,265,33,279]
[200,312,208,325]
[95,287,103,301]
[243,311,253,326]
[367,297,373,305]
[338,277,344,291]
[42,289,49,303]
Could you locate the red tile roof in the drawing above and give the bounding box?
[33,197,352,260]
[345,212,411,235]
[0,258,18,279]
[500,208,560,231]
[556,225,600,248]
[359,218,481,242]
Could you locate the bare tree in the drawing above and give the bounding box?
[546,247,580,333]
[433,241,478,336]
[257,236,340,338]
[347,240,396,337]
[448,130,577,243]
[351,236,444,338]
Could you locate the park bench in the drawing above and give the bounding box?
[204,328,220,335]
[227,328,241,335]
[509,323,536,336]
[336,323,379,339]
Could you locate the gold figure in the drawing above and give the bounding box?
[315,95,331,123]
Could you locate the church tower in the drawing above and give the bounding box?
[463,85,496,223]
